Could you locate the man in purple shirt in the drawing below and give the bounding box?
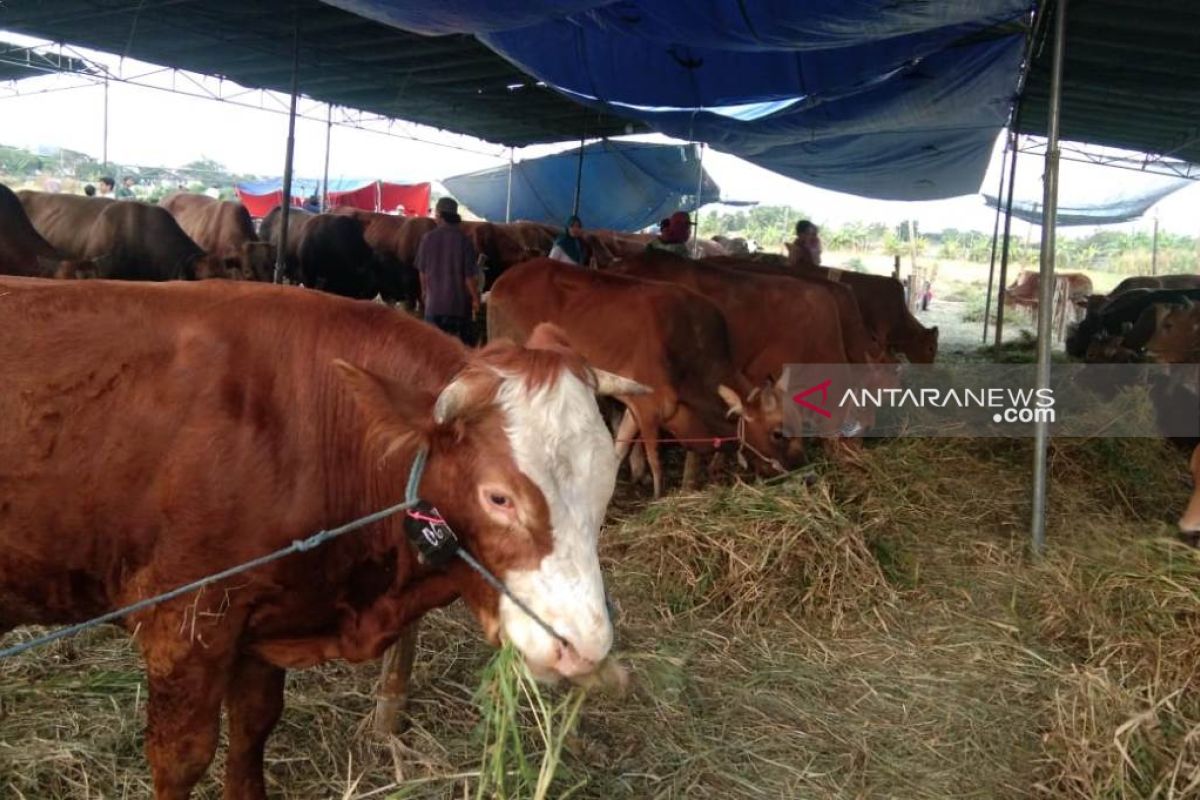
[416,196,481,345]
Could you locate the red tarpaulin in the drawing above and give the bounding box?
[380,181,431,216]
[235,188,300,218]
[236,181,431,218]
[327,182,379,211]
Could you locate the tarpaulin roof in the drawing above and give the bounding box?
[0,0,644,146]
[334,0,1033,200]
[981,150,1193,226]
[12,1,1200,203]
[1019,0,1200,168]
[442,140,721,232]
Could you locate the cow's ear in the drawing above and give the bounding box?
[526,322,572,353]
[717,384,746,419]
[333,359,431,460]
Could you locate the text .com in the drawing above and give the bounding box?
[993,406,1056,424]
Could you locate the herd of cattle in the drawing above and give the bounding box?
[0,185,941,799]
[1063,271,1200,543]
[8,184,1200,799]
[0,184,939,497]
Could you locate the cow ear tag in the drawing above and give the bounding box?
[404,502,459,568]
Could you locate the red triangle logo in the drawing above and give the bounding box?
[792,378,833,418]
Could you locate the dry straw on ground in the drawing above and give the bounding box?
[2,432,1198,798]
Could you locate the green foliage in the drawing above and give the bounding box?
[699,205,803,249]
[0,142,262,198]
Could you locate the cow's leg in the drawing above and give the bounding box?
[372,622,420,734]
[640,421,665,499]
[223,655,285,800]
[707,451,727,484]
[629,442,649,484]
[681,451,701,490]
[613,408,638,464]
[142,643,235,800]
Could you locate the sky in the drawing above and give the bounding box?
[3,30,1199,239]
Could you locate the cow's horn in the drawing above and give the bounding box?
[433,378,472,423]
[592,368,652,397]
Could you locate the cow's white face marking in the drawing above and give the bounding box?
[492,367,617,678]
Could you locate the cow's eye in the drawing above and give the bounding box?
[489,492,511,508]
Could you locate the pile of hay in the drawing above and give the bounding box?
[1,433,1198,798]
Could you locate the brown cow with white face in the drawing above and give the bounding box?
[0,276,643,798]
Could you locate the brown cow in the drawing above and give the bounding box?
[0,183,94,278]
[1004,269,1093,309]
[461,220,542,288]
[709,255,936,363]
[487,258,797,497]
[508,221,557,255]
[19,190,233,280]
[0,275,644,799]
[609,253,882,431]
[1143,300,1200,363]
[160,192,274,281]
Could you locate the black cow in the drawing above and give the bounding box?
[1067,288,1200,360]
[260,206,376,299]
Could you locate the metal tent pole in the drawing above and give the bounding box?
[320,103,332,212]
[1151,214,1160,275]
[983,136,1011,342]
[505,147,514,223]
[273,12,301,285]
[1031,0,1068,557]
[994,109,1023,346]
[692,142,706,245]
[572,137,585,216]
[102,77,109,169]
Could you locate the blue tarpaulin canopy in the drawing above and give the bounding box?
[324,0,1033,201]
[442,140,724,232]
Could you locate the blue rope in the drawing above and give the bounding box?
[1,441,572,663]
[0,448,430,661]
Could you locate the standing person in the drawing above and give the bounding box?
[792,220,822,269]
[646,210,692,257]
[116,176,136,199]
[83,184,96,197]
[416,196,481,346]
[97,177,116,198]
[549,215,591,266]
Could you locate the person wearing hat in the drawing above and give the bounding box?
[415,196,481,345]
[646,210,693,257]
[548,215,591,267]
